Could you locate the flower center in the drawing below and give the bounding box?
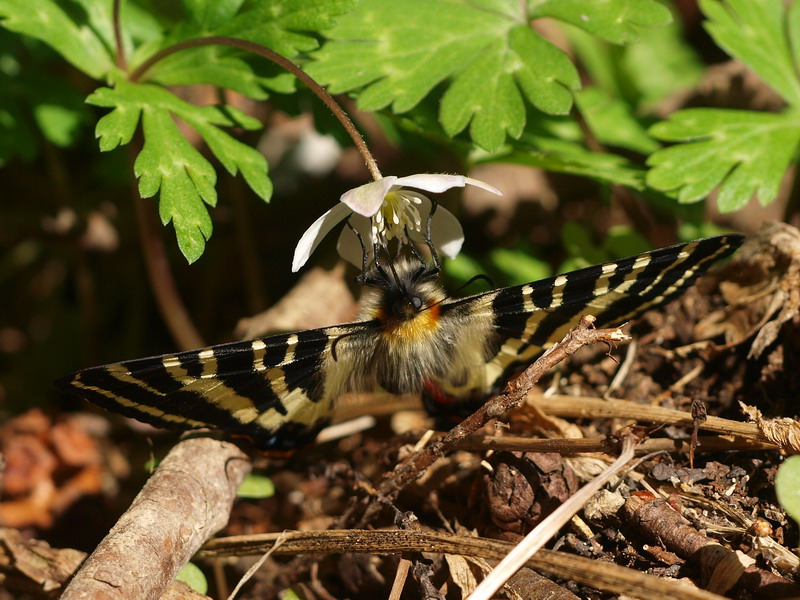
[372,190,423,244]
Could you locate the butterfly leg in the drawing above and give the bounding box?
[425,199,441,275]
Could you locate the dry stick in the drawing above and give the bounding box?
[200,529,726,600]
[460,434,776,454]
[375,316,629,503]
[61,438,251,600]
[530,394,777,443]
[227,531,288,600]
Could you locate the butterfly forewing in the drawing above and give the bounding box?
[56,324,367,449]
[435,235,743,398]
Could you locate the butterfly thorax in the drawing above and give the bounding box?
[319,258,467,397]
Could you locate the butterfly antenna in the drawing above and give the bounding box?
[421,271,494,315]
[330,330,359,362]
[455,273,495,294]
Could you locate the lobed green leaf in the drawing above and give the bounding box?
[0,0,114,78]
[701,0,800,106]
[647,108,800,211]
[143,0,356,96]
[494,139,645,190]
[88,80,270,262]
[308,0,581,151]
[575,87,659,154]
[530,0,672,44]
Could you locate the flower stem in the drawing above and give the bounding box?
[129,35,382,181]
[112,0,126,70]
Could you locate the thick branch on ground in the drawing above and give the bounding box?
[61,438,251,600]
[624,495,800,598]
[377,316,628,501]
[200,529,725,600]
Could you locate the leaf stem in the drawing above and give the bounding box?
[129,35,382,181]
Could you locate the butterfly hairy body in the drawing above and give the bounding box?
[56,235,744,449]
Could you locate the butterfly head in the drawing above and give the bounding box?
[357,257,445,330]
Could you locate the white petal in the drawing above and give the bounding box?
[463,176,502,196]
[291,202,353,272]
[393,173,502,196]
[429,206,464,258]
[336,213,372,268]
[393,173,467,193]
[340,177,397,217]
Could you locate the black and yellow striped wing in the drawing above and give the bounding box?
[434,234,744,399]
[56,324,374,450]
[57,234,743,449]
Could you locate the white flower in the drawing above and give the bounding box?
[292,174,501,272]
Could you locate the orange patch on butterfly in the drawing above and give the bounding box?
[381,303,441,342]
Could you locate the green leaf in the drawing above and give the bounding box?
[0,41,90,158]
[308,0,580,151]
[137,108,216,263]
[646,108,800,211]
[88,80,269,262]
[575,87,660,153]
[140,1,355,97]
[530,0,672,44]
[490,248,551,286]
[237,474,276,499]
[701,0,800,106]
[561,222,608,266]
[176,562,208,594]
[565,16,703,110]
[182,0,246,29]
[776,455,800,525]
[620,19,704,109]
[603,225,651,257]
[280,589,306,600]
[213,0,357,56]
[148,51,274,100]
[444,253,485,287]
[494,141,646,189]
[0,0,114,78]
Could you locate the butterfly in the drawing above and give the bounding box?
[56,234,743,449]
